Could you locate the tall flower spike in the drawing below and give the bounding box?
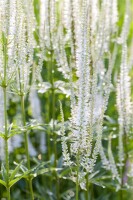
[59,101,72,167]
[129,39,133,69]
[14,0,35,94]
[0,0,17,83]
[111,0,118,33]
[62,0,72,40]
[60,0,117,178]
[90,0,99,36]
[117,34,132,169]
[108,135,121,186]
[54,22,70,79]
[0,0,35,90]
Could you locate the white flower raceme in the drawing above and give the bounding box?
[111,0,118,32]
[39,0,72,79]
[39,0,50,49]
[54,24,70,78]
[60,0,118,189]
[117,12,132,171]
[0,0,36,161]
[129,39,133,69]
[39,0,57,50]
[0,0,17,82]
[15,0,35,94]
[0,0,35,93]
[100,7,133,189]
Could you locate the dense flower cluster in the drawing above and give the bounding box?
[59,0,119,189]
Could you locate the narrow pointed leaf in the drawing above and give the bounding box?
[1,164,7,182]
[0,179,6,187]
[10,161,23,181]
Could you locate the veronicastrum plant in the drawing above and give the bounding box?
[100,1,133,197]
[59,0,120,199]
[0,0,37,199]
[0,0,132,199]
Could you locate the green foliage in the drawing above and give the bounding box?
[0,0,133,200]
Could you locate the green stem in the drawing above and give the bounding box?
[20,94,34,200]
[76,174,79,200]
[50,50,59,199]
[119,127,128,200]
[7,188,10,200]
[120,165,123,200]
[52,81,60,200]
[50,51,56,166]
[3,87,10,200]
[48,0,59,197]
[47,60,51,161]
[76,153,79,200]
[120,189,123,200]
[91,184,94,200]
[3,35,10,200]
[47,0,52,163]
[52,90,57,167]
[52,71,60,200]
[85,173,89,200]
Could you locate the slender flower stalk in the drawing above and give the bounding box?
[39,0,60,198]
[20,93,34,200]
[117,8,132,191]
[0,1,16,198]
[76,151,80,200]
[100,1,133,194]
[3,34,10,200]
[85,173,89,200]
[0,0,35,199]
[14,1,35,199]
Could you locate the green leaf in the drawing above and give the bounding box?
[1,163,7,182]
[8,126,26,138]
[30,161,48,173]
[33,168,49,177]
[0,133,5,139]
[8,122,44,139]
[8,123,13,135]
[9,171,29,188]
[0,179,6,187]
[19,164,28,173]
[9,161,23,181]
[60,166,76,177]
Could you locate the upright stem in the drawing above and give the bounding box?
[76,175,79,200]
[3,35,10,200]
[50,51,60,199]
[20,94,34,200]
[119,125,128,200]
[47,60,51,161]
[7,188,10,200]
[120,190,123,200]
[50,52,57,167]
[76,152,79,200]
[120,164,123,200]
[47,0,59,197]
[85,173,89,200]
[3,87,10,200]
